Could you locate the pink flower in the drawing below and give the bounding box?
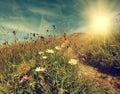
[21,75,28,82]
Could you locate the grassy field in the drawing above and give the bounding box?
[0,32,120,94]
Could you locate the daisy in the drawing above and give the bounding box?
[68,59,78,65]
[35,67,46,72]
[42,56,47,59]
[38,51,44,55]
[55,46,61,50]
[46,49,54,54]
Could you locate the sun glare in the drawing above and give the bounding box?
[83,0,114,35]
[91,15,111,34]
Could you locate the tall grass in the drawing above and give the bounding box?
[0,37,111,94]
[72,32,120,76]
[0,31,120,94]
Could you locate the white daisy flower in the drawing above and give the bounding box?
[46,49,54,54]
[68,59,78,65]
[35,67,46,72]
[55,46,61,50]
[38,51,44,55]
[42,56,47,59]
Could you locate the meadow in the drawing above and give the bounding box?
[0,31,120,94]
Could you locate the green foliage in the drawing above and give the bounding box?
[0,45,106,94]
[1,33,118,93]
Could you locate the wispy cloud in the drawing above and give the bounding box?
[0,16,54,36]
[1,22,36,33]
[29,7,57,16]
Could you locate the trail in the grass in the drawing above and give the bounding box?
[61,35,120,94]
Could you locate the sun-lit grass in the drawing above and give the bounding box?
[70,32,120,76]
[0,31,120,93]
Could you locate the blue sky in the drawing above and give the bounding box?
[0,0,120,43]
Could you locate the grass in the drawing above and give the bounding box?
[83,32,120,76]
[63,32,120,76]
[0,32,119,93]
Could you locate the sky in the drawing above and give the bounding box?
[0,0,120,44]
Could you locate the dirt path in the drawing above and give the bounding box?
[78,63,120,94]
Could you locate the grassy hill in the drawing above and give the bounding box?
[0,32,120,94]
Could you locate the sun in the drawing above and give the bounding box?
[82,0,114,35]
[91,15,111,33]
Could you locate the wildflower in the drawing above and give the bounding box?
[40,36,45,40]
[21,75,28,82]
[42,56,47,59]
[55,46,61,50]
[35,67,46,72]
[46,49,54,54]
[33,33,35,37]
[63,32,67,40]
[52,25,56,30]
[46,29,49,32]
[13,30,16,36]
[38,51,44,55]
[68,59,78,65]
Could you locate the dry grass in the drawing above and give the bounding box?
[0,32,120,93]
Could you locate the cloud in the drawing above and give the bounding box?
[1,22,36,33]
[38,17,54,35]
[0,16,54,36]
[8,16,24,20]
[29,7,57,16]
[0,0,89,41]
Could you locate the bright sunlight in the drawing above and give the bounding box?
[88,12,113,35]
[91,15,111,32]
[83,0,114,35]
